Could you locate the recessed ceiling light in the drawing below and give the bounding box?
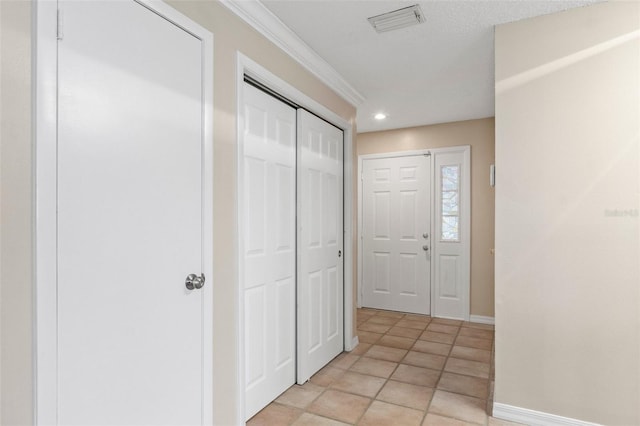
[374,113,387,120]
[368,4,425,33]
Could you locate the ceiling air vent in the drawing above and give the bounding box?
[368,4,425,33]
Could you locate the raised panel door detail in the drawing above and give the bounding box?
[297,110,344,384]
[362,155,431,315]
[275,164,294,252]
[275,277,295,368]
[310,131,321,154]
[375,168,391,182]
[438,255,460,299]
[307,270,323,352]
[326,174,338,245]
[374,192,391,239]
[399,253,418,296]
[276,118,294,148]
[328,138,338,160]
[246,105,267,142]
[327,267,339,340]
[245,286,267,388]
[400,166,417,181]
[373,252,391,293]
[242,84,296,419]
[400,190,417,240]
[245,157,266,256]
[308,169,322,248]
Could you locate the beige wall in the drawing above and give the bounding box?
[166,3,356,424]
[0,1,356,425]
[358,118,496,317]
[0,1,33,424]
[494,2,639,424]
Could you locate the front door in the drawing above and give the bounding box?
[55,2,210,424]
[297,110,345,383]
[361,155,431,315]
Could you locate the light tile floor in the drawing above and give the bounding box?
[248,308,521,426]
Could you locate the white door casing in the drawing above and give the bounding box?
[361,155,431,315]
[35,1,214,424]
[241,84,297,420]
[433,149,471,320]
[297,109,344,384]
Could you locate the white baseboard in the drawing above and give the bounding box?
[493,403,601,426]
[470,314,495,325]
[347,336,359,352]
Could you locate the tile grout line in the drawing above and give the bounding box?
[250,308,495,425]
[352,310,404,425]
[367,310,494,425]
[419,318,463,425]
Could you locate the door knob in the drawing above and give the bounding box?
[422,245,429,251]
[185,273,205,290]
[423,233,429,239]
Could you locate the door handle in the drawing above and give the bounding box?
[185,273,205,290]
[422,245,429,251]
[338,250,342,258]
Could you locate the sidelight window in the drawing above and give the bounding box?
[441,165,460,241]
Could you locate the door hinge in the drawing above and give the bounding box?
[57,9,64,41]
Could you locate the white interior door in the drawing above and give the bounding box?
[55,2,210,424]
[297,110,344,384]
[361,155,431,315]
[241,84,297,419]
[433,149,470,320]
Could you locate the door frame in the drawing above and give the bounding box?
[33,1,214,423]
[236,53,355,422]
[357,147,470,320]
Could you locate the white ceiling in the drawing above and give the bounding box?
[260,0,601,132]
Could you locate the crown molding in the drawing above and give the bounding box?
[219,0,365,108]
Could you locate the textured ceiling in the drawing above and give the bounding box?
[261,0,601,132]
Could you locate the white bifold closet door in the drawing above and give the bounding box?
[242,84,297,419]
[296,110,344,384]
[242,85,344,419]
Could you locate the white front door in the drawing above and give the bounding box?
[361,155,431,315]
[54,2,211,424]
[241,84,297,419]
[297,110,344,383]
